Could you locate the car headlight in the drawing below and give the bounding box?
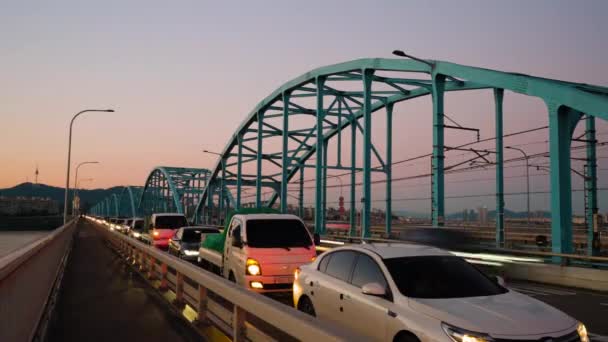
[577,322,589,342]
[184,250,198,256]
[133,232,141,238]
[442,323,493,342]
[246,258,261,276]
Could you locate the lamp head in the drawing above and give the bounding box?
[392,50,407,57]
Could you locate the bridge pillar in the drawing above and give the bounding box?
[494,89,505,246]
[206,183,214,224]
[361,69,374,238]
[315,76,326,234]
[432,74,446,227]
[299,168,304,218]
[256,111,264,208]
[219,158,225,223]
[281,91,291,214]
[236,133,243,209]
[349,114,357,237]
[323,139,328,228]
[548,104,580,255]
[585,116,600,256]
[385,102,393,236]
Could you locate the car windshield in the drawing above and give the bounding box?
[246,219,312,248]
[181,229,205,243]
[383,256,507,299]
[133,220,143,230]
[155,216,188,229]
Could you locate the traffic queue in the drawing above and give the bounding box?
[86,214,590,342]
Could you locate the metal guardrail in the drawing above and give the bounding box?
[93,219,356,342]
[0,218,77,342]
[323,234,608,266]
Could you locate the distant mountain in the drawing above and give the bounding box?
[0,182,124,211]
[446,208,551,220]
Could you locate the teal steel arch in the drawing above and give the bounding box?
[118,186,143,218]
[192,57,608,256]
[109,194,119,217]
[139,166,224,221]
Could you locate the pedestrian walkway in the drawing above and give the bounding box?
[0,231,48,258]
[48,221,201,342]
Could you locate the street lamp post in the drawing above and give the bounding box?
[74,178,94,215]
[506,146,530,225]
[63,109,114,224]
[75,161,99,197]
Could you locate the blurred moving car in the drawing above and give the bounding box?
[293,243,588,342]
[168,226,220,261]
[115,218,131,234]
[129,218,145,240]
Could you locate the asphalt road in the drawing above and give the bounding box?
[48,221,202,342]
[507,280,608,340]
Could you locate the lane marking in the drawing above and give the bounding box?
[600,303,608,306]
[511,285,576,296]
[510,287,548,296]
[589,333,608,341]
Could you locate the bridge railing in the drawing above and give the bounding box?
[92,218,356,342]
[0,218,78,342]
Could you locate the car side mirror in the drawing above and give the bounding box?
[361,282,386,297]
[492,275,506,287]
[313,233,321,245]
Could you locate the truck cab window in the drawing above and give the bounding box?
[231,226,242,247]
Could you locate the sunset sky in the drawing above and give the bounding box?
[1,0,607,214]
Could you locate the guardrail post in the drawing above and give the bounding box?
[174,272,184,306]
[194,285,208,325]
[232,305,246,341]
[147,255,156,280]
[159,263,168,291]
[138,251,146,272]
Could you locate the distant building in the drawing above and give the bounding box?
[0,196,59,216]
[478,206,488,225]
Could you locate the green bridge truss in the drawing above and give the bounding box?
[90,57,608,256]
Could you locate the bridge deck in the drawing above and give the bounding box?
[48,221,201,342]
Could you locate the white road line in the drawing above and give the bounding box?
[510,287,548,296]
[600,303,608,306]
[589,333,608,341]
[509,284,576,296]
[516,285,576,296]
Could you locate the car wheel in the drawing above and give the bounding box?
[228,272,236,283]
[297,296,316,317]
[393,331,420,342]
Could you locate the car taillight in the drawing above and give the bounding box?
[152,231,160,238]
[294,267,301,280]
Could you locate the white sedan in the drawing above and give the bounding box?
[293,243,588,342]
